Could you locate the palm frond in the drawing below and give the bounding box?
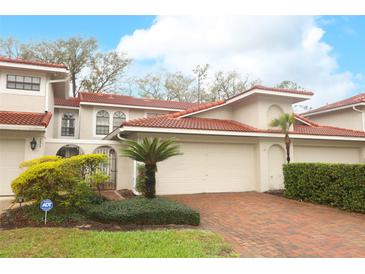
[120,137,182,164]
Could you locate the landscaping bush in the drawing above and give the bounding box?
[85,197,200,225]
[11,154,108,210]
[283,163,365,212]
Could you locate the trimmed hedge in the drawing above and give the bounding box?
[283,163,365,212]
[85,197,200,226]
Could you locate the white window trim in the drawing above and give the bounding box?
[59,110,79,139]
[93,108,129,138]
[0,72,47,97]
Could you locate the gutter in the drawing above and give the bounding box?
[352,106,365,131]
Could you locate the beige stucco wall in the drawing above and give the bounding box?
[193,105,233,120]
[306,108,363,131]
[232,95,293,129]
[78,105,172,139]
[0,68,48,112]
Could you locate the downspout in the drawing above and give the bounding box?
[117,132,141,196]
[352,106,365,131]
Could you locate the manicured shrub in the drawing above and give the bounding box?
[11,154,108,210]
[19,155,61,168]
[283,163,365,212]
[86,197,200,226]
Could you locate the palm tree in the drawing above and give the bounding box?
[269,113,295,163]
[121,137,182,198]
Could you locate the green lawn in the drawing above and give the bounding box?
[0,227,237,258]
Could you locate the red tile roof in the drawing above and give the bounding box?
[0,56,67,69]
[121,113,365,138]
[291,115,365,137]
[78,92,199,110]
[54,97,80,107]
[302,93,365,115]
[123,116,259,132]
[0,111,52,127]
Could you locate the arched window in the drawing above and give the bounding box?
[113,111,126,130]
[96,110,110,135]
[56,145,82,158]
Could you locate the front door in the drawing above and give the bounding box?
[94,146,117,190]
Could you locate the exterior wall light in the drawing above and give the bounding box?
[30,137,37,150]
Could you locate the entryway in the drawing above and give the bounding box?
[94,146,117,190]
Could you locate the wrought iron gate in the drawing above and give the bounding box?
[94,146,117,190]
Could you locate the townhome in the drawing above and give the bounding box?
[302,93,365,131]
[2,57,365,197]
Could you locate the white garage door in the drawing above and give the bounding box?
[294,146,360,163]
[0,139,25,195]
[156,142,256,195]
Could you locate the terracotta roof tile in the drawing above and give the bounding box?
[0,56,67,69]
[302,93,365,115]
[54,97,80,107]
[0,111,52,127]
[78,92,198,110]
[121,113,365,138]
[123,116,259,132]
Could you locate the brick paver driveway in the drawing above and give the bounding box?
[170,192,365,257]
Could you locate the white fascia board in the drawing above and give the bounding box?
[226,89,312,104]
[0,62,69,74]
[303,103,365,117]
[79,102,185,112]
[294,116,313,126]
[54,105,80,110]
[46,138,120,145]
[0,124,45,131]
[120,126,365,142]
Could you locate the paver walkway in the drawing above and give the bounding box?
[170,192,365,257]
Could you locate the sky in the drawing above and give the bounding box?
[0,15,365,107]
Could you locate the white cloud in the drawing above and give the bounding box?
[117,16,357,107]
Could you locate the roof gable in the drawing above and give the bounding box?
[302,93,365,116]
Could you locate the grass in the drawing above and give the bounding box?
[0,227,237,258]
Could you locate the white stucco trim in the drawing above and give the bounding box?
[112,126,365,142]
[46,138,120,145]
[0,61,69,74]
[303,103,365,117]
[54,105,80,110]
[80,102,185,112]
[0,124,45,131]
[226,88,312,104]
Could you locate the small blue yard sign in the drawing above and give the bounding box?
[40,199,53,224]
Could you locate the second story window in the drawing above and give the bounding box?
[113,111,126,130]
[61,113,75,137]
[96,110,110,135]
[7,75,41,91]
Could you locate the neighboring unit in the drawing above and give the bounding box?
[1,57,365,196]
[302,93,365,131]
